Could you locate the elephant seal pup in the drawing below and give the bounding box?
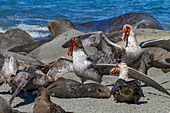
[47,78,111,98]
[33,87,68,113]
[111,79,144,103]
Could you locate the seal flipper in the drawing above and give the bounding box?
[9,75,33,105]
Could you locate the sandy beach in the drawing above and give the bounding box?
[0,67,169,113]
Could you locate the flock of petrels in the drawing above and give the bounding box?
[0,24,170,113]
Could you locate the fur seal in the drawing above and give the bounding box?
[33,87,68,113]
[47,77,111,98]
[47,19,76,38]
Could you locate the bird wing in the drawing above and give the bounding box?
[127,67,170,96]
[80,32,125,62]
[80,31,103,47]
[50,103,66,113]
[61,31,103,48]
[47,57,73,77]
[148,59,170,69]
[140,39,170,52]
[9,72,33,105]
[91,63,116,75]
[101,34,125,59]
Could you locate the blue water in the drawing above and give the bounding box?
[0,0,170,38]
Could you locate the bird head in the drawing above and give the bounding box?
[33,87,50,97]
[122,24,131,42]
[67,37,83,56]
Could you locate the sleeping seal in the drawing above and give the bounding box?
[47,77,111,98]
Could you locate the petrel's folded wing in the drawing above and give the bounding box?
[128,67,170,96]
[47,57,73,77]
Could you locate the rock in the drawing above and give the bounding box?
[77,13,163,33]
[0,28,35,50]
[8,39,52,54]
[27,29,84,63]
[47,19,76,38]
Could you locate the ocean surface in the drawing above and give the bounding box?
[0,0,169,39]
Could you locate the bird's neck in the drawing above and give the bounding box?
[126,30,139,48]
[73,48,88,61]
[38,94,51,102]
[119,66,129,81]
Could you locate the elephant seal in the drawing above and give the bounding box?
[47,78,111,98]
[77,12,163,33]
[33,87,67,113]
